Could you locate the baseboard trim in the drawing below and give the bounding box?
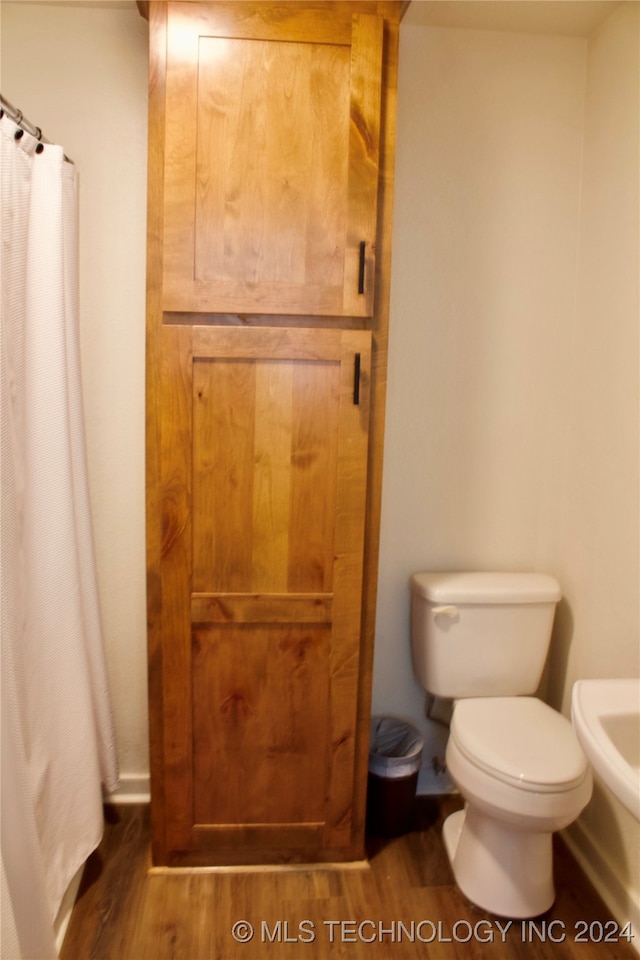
[105,773,151,805]
[107,770,459,804]
[562,820,639,955]
[149,860,370,875]
[416,761,457,796]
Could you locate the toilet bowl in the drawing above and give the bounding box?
[409,572,593,918]
[443,697,592,917]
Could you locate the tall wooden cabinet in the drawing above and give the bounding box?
[144,0,402,866]
[162,3,383,317]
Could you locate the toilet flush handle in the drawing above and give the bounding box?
[432,605,458,619]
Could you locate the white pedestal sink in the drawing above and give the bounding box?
[571,678,640,821]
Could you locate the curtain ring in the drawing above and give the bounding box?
[15,129,24,141]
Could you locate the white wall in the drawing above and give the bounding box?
[376,0,639,933]
[1,1,150,789]
[376,20,588,767]
[553,2,639,934]
[545,2,640,708]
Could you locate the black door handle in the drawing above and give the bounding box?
[358,241,366,295]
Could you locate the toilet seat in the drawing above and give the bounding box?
[451,697,588,793]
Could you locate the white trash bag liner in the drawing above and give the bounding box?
[369,716,424,779]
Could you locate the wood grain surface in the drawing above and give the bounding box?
[61,800,638,960]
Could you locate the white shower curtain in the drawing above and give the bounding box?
[1,114,118,959]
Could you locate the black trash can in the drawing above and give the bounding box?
[366,716,424,837]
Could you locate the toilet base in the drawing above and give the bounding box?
[443,807,555,918]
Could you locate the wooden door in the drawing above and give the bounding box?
[152,326,371,864]
[161,3,383,317]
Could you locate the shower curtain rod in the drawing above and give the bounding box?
[0,93,73,163]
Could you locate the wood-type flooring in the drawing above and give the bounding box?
[60,798,637,960]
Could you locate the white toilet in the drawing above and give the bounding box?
[410,572,592,918]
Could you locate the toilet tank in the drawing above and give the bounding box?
[410,572,561,698]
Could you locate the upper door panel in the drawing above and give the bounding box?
[162,3,382,317]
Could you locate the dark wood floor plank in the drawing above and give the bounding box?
[60,800,637,960]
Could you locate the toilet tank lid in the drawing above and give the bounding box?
[410,572,561,604]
